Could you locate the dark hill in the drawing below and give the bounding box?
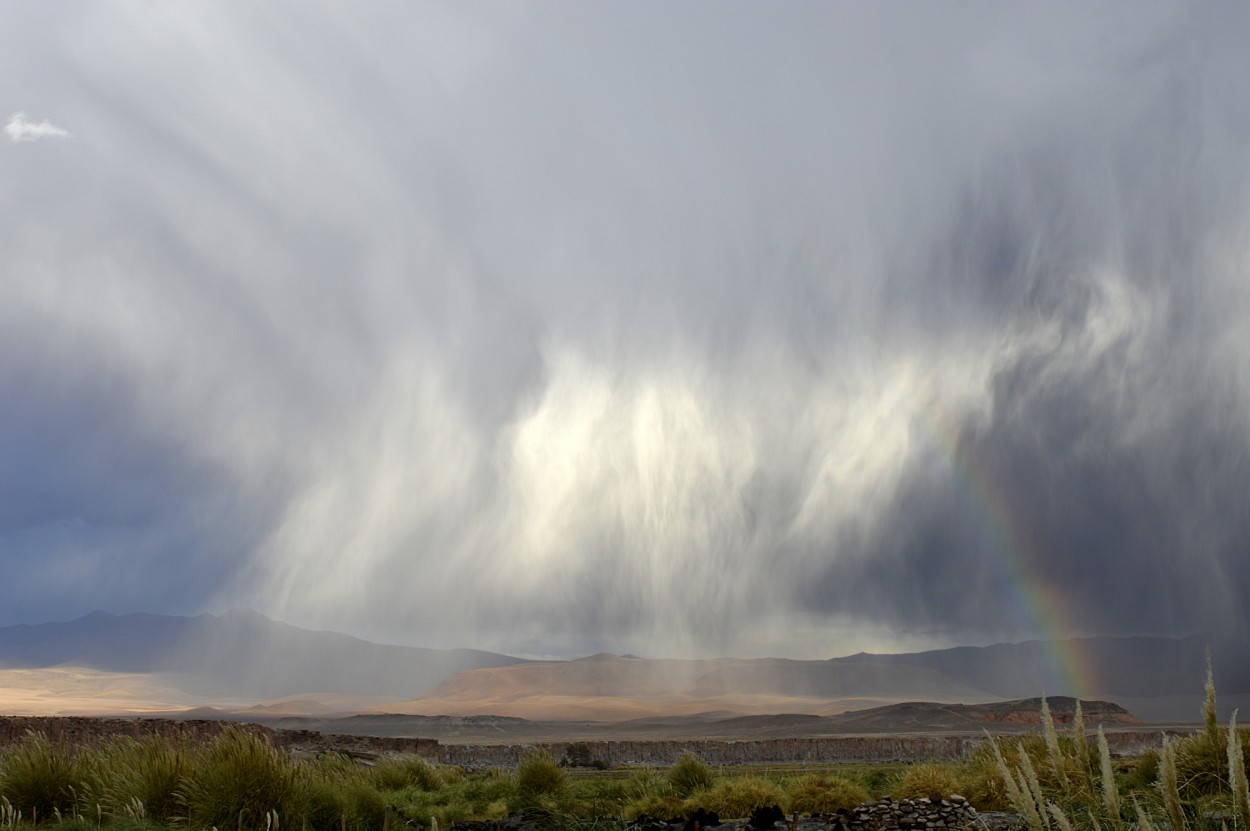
[832,636,1250,699]
[0,610,527,700]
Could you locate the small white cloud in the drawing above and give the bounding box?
[5,112,71,143]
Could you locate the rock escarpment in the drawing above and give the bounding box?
[0,716,437,756]
[0,716,1171,765]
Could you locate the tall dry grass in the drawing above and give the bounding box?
[987,664,1250,831]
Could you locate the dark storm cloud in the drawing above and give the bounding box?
[1,1,1248,657]
[795,26,1250,645]
[0,335,272,622]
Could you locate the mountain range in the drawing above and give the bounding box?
[0,611,1244,723]
[0,610,527,700]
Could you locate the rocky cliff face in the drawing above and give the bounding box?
[432,731,1166,767]
[0,716,1172,766]
[0,716,437,756]
[967,698,1140,724]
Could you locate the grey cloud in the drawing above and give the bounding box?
[1,2,1248,658]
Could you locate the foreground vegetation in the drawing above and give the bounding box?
[1,670,1247,831]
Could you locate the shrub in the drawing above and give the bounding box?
[561,743,594,768]
[456,767,516,814]
[516,749,566,798]
[956,744,1014,811]
[856,767,898,798]
[370,755,443,792]
[178,727,308,830]
[1171,655,1250,799]
[618,768,678,820]
[106,817,166,831]
[1175,726,1231,797]
[302,775,350,831]
[93,736,191,822]
[303,755,380,831]
[438,765,466,786]
[891,762,962,801]
[1123,749,1160,791]
[787,774,870,815]
[682,777,784,819]
[343,781,388,830]
[0,732,93,820]
[49,817,95,831]
[667,752,713,796]
[624,793,686,821]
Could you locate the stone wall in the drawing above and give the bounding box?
[843,795,979,831]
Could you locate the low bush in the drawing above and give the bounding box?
[0,732,94,820]
[451,766,516,817]
[682,777,784,819]
[516,749,567,798]
[955,744,1014,811]
[302,774,350,831]
[370,755,443,792]
[177,727,307,830]
[93,736,191,822]
[105,817,166,831]
[891,762,962,801]
[855,766,898,798]
[623,792,685,821]
[343,780,388,830]
[786,774,870,815]
[667,752,713,796]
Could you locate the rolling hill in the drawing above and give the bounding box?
[402,636,1248,722]
[1,612,1244,723]
[0,610,528,701]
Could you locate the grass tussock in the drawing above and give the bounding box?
[891,762,962,801]
[666,752,713,797]
[515,749,567,799]
[981,663,1250,831]
[177,727,307,830]
[92,736,191,823]
[786,774,870,815]
[369,755,444,792]
[0,733,93,821]
[681,777,784,819]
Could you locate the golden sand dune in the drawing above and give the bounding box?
[0,667,403,718]
[0,662,942,723]
[0,667,199,716]
[396,691,922,721]
[402,654,992,721]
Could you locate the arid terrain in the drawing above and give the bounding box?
[2,611,1246,726]
[254,697,1143,744]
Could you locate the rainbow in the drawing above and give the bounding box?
[916,403,1098,701]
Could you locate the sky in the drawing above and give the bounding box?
[2,2,1249,660]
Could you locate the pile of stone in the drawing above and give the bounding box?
[452,796,1014,831]
[838,795,978,831]
[625,789,985,829]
